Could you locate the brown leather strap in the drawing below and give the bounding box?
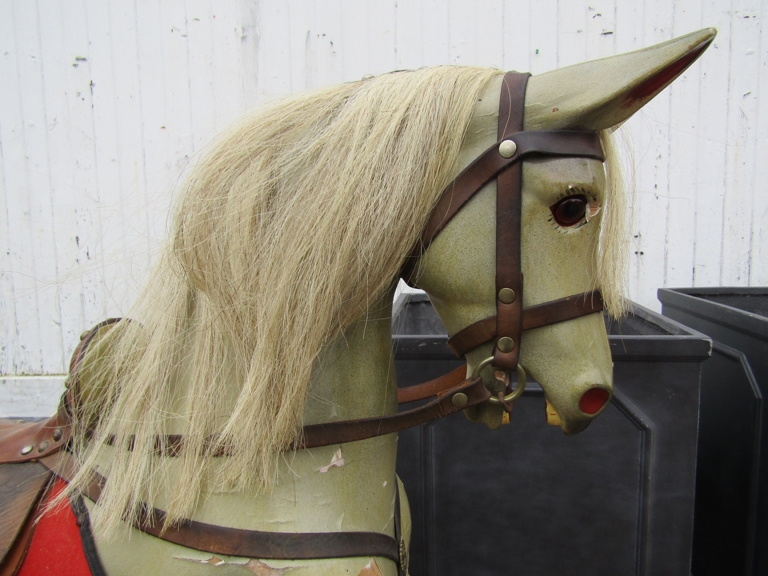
[493,72,529,371]
[396,364,467,403]
[418,130,604,252]
[0,462,52,574]
[297,371,488,448]
[447,290,604,357]
[0,496,38,576]
[43,451,403,566]
[68,493,109,576]
[0,406,71,464]
[102,366,486,454]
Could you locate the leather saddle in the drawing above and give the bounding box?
[0,321,93,575]
[0,406,72,575]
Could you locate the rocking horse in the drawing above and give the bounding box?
[0,28,715,576]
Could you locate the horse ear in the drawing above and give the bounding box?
[524,28,716,131]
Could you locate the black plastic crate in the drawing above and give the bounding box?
[659,287,768,576]
[394,293,710,576]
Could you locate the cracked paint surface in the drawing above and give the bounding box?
[176,555,292,575]
[317,448,345,473]
[357,559,383,576]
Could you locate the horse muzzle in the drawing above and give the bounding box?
[544,383,613,435]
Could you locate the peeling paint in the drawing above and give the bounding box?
[175,555,242,567]
[243,559,292,575]
[175,556,292,575]
[357,559,384,576]
[585,201,601,223]
[318,448,344,473]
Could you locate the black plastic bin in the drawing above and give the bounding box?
[659,287,768,576]
[394,293,711,576]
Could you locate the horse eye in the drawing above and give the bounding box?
[550,195,587,227]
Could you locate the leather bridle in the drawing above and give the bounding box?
[11,71,609,575]
[297,70,606,447]
[48,72,606,453]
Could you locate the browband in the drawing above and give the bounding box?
[420,129,605,250]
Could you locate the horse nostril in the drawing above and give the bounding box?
[579,388,610,415]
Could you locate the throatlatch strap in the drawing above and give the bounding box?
[493,71,529,371]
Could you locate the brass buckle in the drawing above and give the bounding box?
[470,356,527,404]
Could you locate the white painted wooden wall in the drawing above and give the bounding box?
[1,0,766,415]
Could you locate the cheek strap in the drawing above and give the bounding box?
[492,71,529,370]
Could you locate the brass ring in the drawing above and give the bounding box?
[470,356,526,404]
[470,356,497,380]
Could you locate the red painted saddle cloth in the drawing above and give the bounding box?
[16,478,94,576]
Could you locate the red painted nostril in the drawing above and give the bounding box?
[579,388,610,415]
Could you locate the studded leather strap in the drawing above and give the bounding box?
[493,72,529,370]
[414,73,605,376]
[447,290,605,357]
[418,130,604,251]
[42,451,405,568]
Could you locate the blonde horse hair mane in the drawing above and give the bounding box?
[66,65,628,534]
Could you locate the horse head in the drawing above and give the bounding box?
[414,28,715,434]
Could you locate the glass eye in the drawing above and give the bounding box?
[550,195,587,227]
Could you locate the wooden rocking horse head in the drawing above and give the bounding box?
[414,27,716,434]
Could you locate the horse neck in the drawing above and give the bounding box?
[88,286,406,575]
[304,284,399,426]
[156,284,400,435]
